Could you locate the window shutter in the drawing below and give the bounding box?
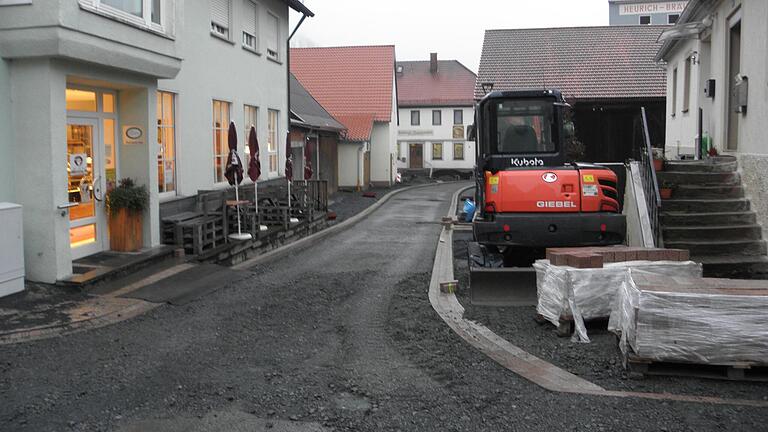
[267,12,278,54]
[243,0,257,36]
[211,0,230,27]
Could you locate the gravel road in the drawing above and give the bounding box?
[2,182,767,431]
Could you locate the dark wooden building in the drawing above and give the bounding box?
[476,25,668,163]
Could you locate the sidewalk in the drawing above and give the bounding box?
[0,263,195,345]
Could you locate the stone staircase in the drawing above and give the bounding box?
[658,156,768,278]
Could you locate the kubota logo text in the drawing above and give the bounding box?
[537,201,577,208]
[510,157,544,167]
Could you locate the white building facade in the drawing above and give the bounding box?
[0,0,310,283]
[396,106,475,172]
[658,0,768,226]
[395,56,477,173]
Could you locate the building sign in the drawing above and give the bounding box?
[619,1,687,15]
[123,126,144,145]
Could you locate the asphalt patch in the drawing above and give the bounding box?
[121,264,252,305]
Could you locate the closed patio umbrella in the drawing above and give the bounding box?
[247,126,267,232]
[285,133,298,224]
[225,121,251,241]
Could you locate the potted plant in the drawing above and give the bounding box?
[106,178,149,252]
[659,181,674,200]
[652,147,665,172]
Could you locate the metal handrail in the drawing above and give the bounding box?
[639,107,662,246]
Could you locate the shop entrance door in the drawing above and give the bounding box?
[67,117,108,259]
[409,143,423,168]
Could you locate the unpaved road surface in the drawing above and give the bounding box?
[2,183,768,431]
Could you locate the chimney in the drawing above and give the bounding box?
[430,52,438,73]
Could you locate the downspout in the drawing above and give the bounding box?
[287,12,308,168]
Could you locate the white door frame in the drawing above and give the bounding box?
[67,116,109,259]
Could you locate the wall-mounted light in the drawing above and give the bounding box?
[691,50,699,65]
[481,82,494,94]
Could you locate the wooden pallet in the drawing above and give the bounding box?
[627,355,768,382]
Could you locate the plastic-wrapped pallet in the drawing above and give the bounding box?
[609,269,768,365]
[533,260,702,343]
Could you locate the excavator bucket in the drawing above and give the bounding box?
[467,242,538,306]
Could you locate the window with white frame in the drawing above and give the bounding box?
[210,0,231,38]
[242,0,259,51]
[639,15,651,25]
[453,142,464,160]
[213,100,231,183]
[453,109,463,125]
[668,14,679,24]
[410,110,420,126]
[268,109,279,174]
[671,67,678,116]
[266,12,279,60]
[432,110,441,126]
[157,91,177,194]
[432,142,443,160]
[243,104,258,174]
[80,0,163,29]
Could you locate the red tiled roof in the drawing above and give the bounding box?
[291,46,395,141]
[397,60,477,107]
[335,114,375,142]
[476,26,667,100]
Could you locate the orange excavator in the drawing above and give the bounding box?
[468,89,626,305]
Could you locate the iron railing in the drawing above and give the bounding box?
[294,179,329,212]
[639,107,662,246]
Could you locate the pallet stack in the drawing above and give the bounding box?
[610,271,768,379]
[535,246,702,342]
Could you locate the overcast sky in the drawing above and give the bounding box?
[289,0,609,73]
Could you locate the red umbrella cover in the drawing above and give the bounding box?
[247,126,261,181]
[224,122,243,185]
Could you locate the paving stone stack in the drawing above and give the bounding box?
[535,246,702,342]
[611,271,768,372]
[658,156,768,278]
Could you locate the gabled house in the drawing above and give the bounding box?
[476,26,667,163]
[396,53,477,173]
[0,0,312,283]
[289,73,346,194]
[290,45,398,189]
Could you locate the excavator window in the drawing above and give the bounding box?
[492,99,555,154]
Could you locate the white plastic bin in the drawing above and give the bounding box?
[0,203,24,297]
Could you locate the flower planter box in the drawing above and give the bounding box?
[109,208,143,252]
[653,158,664,171]
[660,188,673,200]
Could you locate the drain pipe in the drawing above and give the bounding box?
[286,9,310,163]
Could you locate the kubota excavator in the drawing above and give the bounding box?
[468,89,626,305]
